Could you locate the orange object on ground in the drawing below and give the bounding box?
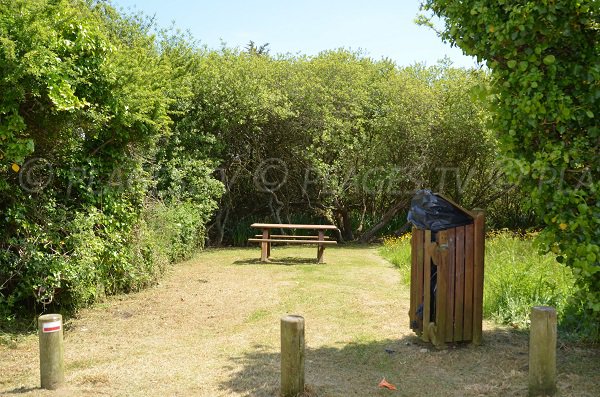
[378,378,397,390]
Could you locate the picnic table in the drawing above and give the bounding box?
[248,223,338,263]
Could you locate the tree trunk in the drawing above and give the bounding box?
[212,206,229,246]
[341,208,354,241]
[358,198,409,243]
[335,207,354,241]
[323,210,344,242]
[392,221,412,236]
[356,200,367,233]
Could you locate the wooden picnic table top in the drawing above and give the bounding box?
[250,223,338,230]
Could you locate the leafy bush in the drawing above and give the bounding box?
[143,200,215,263]
[421,0,600,338]
[0,0,222,325]
[194,49,516,244]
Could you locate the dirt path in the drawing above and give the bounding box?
[1,246,599,396]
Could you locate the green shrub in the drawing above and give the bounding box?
[0,198,214,329]
[0,0,222,326]
[143,200,213,262]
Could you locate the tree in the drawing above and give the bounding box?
[245,40,270,56]
[420,0,600,335]
[190,49,500,244]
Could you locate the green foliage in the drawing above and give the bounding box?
[0,0,543,326]
[0,0,221,324]
[420,0,600,333]
[483,231,575,329]
[380,235,412,284]
[192,48,512,244]
[143,200,214,263]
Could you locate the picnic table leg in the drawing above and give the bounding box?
[317,231,325,264]
[261,228,269,262]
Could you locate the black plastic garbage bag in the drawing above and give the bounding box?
[407,190,473,231]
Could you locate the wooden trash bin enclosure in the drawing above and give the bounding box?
[408,193,485,348]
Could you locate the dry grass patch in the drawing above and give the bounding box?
[0,245,598,396]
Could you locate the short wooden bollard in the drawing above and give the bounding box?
[281,315,305,397]
[38,314,64,390]
[529,306,557,396]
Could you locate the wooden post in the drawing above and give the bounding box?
[281,315,305,397]
[529,306,557,396]
[38,314,64,390]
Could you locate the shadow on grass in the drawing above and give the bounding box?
[232,243,386,267]
[219,328,600,397]
[2,386,40,395]
[233,257,320,266]
[328,242,381,249]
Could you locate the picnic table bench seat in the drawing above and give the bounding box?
[248,238,337,244]
[253,234,332,239]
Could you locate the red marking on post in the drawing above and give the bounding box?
[42,320,62,333]
[44,326,60,332]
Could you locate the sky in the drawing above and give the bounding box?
[110,0,478,68]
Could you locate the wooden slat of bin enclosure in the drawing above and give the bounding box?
[435,230,448,345]
[453,226,465,342]
[422,229,432,342]
[463,223,475,341]
[472,211,486,345]
[410,228,424,332]
[445,228,456,343]
[416,230,425,333]
[409,228,417,330]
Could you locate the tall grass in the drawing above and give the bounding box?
[380,235,412,285]
[380,230,576,330]
[483,230,575,328]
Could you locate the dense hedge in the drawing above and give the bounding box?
[196,51,528,244]
[421,0,599,340]
[0,0,221,324]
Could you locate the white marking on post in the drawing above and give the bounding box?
[42,321,62,333]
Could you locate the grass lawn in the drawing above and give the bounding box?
[1,245,598,396]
